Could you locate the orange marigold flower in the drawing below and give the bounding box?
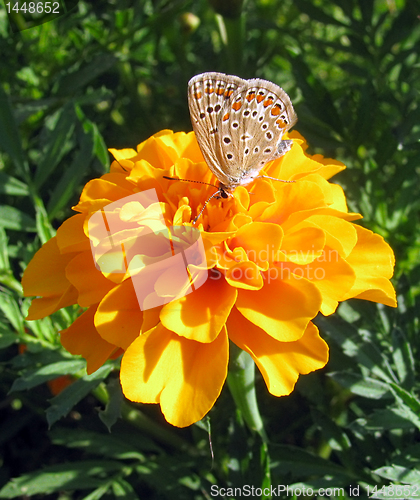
[22,129,397,427]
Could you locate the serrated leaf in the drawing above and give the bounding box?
[46,363,113,427]
[392,327,415,387]
[364,408,418,430]
[0,460,123,498]
[373,465,420,485]
[0,206,36,232]
[329,372,390,399]
[9,359,86,392]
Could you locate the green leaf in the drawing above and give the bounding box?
[294,0,349,26]
[46,363,114,427]
[0,324,18,349]
[363,407,419,430]
[270,445,350,478]
[111,478,139,499]
[34,103,77,189]
[0,460,123,498]
[56,53,118,96]
[329,372,390,399]
[50,428,147,460]
[0,173,29,196]
[98,377,124,432]
[0,206,36,232]
[391,327,415,387]
[47,125,95,219]
[0,85,27,175]
[373,464,420,486]
[0,291,25,334]
[9,359,86,392]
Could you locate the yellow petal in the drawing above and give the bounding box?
[120,323,228,427]
[160,272,237,342]
[228,308,328,396]
[342,225,397,306]
[236,276,322,342]
[95,279,143,349]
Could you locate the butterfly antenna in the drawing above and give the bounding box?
[163,176,218,189]
[256,175,295,183]
[192,189,222,224]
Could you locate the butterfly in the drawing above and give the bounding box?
[165,72,297,222]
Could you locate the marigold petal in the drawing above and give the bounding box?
[236,276,322,342]
[225,261,264,290]
[160,273,237,342]
[60,306,118,374]
[22,237,79,319]
[95,279,143,349]
[56,215,90,254]
[278,250,356,316]
[228,308,328,396]
[302,215,358,259]
[342,225,397,306]
[120,323,229,427]
[108,148,137,161]
[66,251,114,307]
[73,177,134,212]
[230,222,283,266]
[281,227,325,264]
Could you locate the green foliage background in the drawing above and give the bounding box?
[1,0,420,498]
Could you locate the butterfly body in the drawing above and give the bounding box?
[188,72,297,194]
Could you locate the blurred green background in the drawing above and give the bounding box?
[1,0,420,498]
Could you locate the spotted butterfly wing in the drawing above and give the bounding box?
[215,79,297,187]
[188,72,297,191]
[188,72,245,186]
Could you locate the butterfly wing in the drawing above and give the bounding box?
[188,72,245,186]
[215,78,297,185]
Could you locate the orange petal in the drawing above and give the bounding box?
[225,260,265,290]
[229,222,284,267]
[160,272,237,343]
[60,306,118,374]
[120,323,229,427]
[281,226,325,264]
[56,215,90,254]
[65,251,115,307]
[342,225,397,306]
[236,276,322,342]
[278,249,356,316]
[95,279,143,349]
[228,308,328,396]
[22,237,79,320]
